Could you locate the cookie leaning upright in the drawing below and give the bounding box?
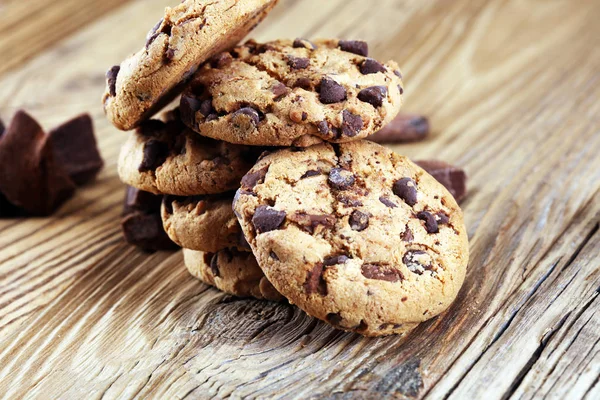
[180,39,404,146]
[103,0,279,131]
[233,141,469,336]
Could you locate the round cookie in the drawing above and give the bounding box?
[180,39,404,146]
[233,141,469,336]
[103,0,279,131]
[183,248,283,302]
[162,193,249,253]
[118,112,261,195]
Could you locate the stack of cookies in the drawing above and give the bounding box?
[105,0,469,336]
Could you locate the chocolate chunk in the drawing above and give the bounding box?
[393,178,418,206]
[293,38,316,49]
[326,312,343,326]
[338,40,369,56]
[349,210,369,231]
[361,264,403,282]
[319,78,347,104]
[301,170,320,179]
[403,250,434,275]
[0,192,24,218]
[288,56,310,70]
[241,166,269,191]
[317,120,329,135]
[232,107,260,126]
[138,139,169,172]
[289,212,335,234]
[323,255,349,266]
[210,52,233,68]
[0,118,5,137]
[304,263,327,296]
[199,99,214,117]
[379,197,397,208]
[417,211,439,234]
[210,252,221,277]
[180,95,202,127]
[121,211,178,253]
[328,168,355,190]
[106,66,120,97]
[294,77,312,90]
[401,226,414,242]
[0,110,75,216]
[415,160,467,202]
[272,82,289,100]
[357,86,387,108]
[360,59,386,75]
[252,206,286,233]
[123,186,163,215]
[370,114,430,143]
[47,114,103,186]
[436,212,450,225]
[341,110,364,137]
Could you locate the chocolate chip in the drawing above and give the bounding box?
[294,77,312,90]
[252,206,286,234]
[398,85,404,95]
[210,252,221,277]
[326,313,343,326]
[199,99,214,117]
[301,170,320,179]
[0,118,5,137]
[293,38,316,49]
[394,70,402,78]
[393,178,418,206]
[338,40,368,56]
[106,66,120,97]
[370,114,430,143]
[165,48,175,61]
[319,78,347,104]
[47,114,103,186]
[146,19,163,48]
[288,56,310,69]
[304,263,327,296]
[417,211,439,233]
[401,226,413,242]
[379,197,397,208]
[338,194,363,207]
[341,110,364,137]
[317,120,329,135]
[241,166,269,191]
[232,107,260,126]
[210,52,233,68]
[415,160,468,202]
[269,251,280,261]
[272,82,289,100]
[323,255,349,266]
[328,168,355,190]
[360,59,386,74]
[180,95,201,127]
[361,264,403,282]
[403,250,433,275]
[289,212,335,234]
[138,140,169,172]
[436,212,450,225]
[357,86,387,108]
[349,210,369,231]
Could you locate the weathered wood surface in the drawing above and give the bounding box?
[0,0,599,399]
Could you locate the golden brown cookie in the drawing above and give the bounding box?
[183,248,283,302]
[162,193,249,253]
[103,0,279,131]
[233,141,469,336]
[117,112,261,195]
[180,39,403,146]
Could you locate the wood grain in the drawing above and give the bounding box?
[0,0,599,398]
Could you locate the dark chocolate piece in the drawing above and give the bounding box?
[415,160,468,203]
[370,114,430,143]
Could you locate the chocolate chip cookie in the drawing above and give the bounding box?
[103,0,279,131]
[233,141,469,336]
[118,112,260,195]
[162,193,249,252]
[180,39,404,146]
[183,248,283,302]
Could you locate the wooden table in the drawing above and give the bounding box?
[0,0,598,398]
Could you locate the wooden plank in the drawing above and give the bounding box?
[0,0,599,398]
[0,0,136,76]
